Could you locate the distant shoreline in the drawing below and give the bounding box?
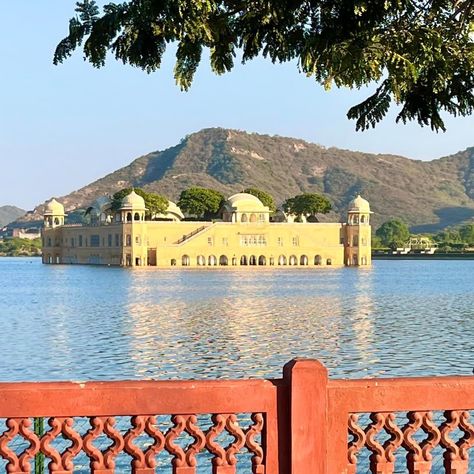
[373,252,474,260]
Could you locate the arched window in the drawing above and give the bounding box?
[241,214,248,223]
[314,255,322,265]
[326,258,332,265]
[171,259,177,266]
[197,255,206,266]
[208,255,217,266]
[240,255,248,265]
[289,255,298,266]
[126,212,132,222]
[258,255,266,265]
[54,217,60,226]
[278,255,287,266]
[134,212,140,221]
[250,213,257,223]
[361,215,366,224]
[300,255,308,265]
[182,255,190,266]
[258,213,265,222]
[249,255,257,265]
[219,255,228,266]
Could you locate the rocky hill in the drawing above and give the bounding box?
[0,206,26,227]
[18,128,474,231]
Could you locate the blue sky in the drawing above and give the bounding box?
[1,1,473,210]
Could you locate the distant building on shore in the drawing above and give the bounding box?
[41,192,372,267]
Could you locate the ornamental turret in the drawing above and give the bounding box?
[119,190,146,222]
[345,195,372,266]
[43,198,65,228]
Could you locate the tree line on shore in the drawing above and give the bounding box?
[374,219,474,251]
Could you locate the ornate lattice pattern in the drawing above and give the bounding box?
[348,410,474,473]
[0,413,264,473]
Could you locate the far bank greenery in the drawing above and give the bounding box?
[374,219,474,252]
[0,238,41,257]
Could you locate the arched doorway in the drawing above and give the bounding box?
[219,255,228,266]
[314,255,322,265]
[278,255,287,266]
[197,255,206,266]
[182,255,190,266]
[240,255,248,265]
[289,255,297,266]
[208,255,217,266]
[258,255,266,265]
[249,255,257,265]
[300,255,308,266]
[250,213,257,222]
[241,214,248,222]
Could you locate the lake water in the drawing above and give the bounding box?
[1,257,473,382]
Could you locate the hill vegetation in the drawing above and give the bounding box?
[0,206,25,227]
[14,128,474,231]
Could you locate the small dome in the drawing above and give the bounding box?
[227,193,263,207]
[166,201,184,220]
[120,190,146,210]
[348,195,371,213]
[44,198,65,215]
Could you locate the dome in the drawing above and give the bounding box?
[226,193,265,208]
[348,195,372,213]
[166,201,184,220]
[44,198,65,215]
[119,190,146,210]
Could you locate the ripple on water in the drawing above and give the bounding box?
[0,258,473,381]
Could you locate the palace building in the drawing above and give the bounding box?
[41,192,372,267]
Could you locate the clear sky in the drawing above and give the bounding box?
[1,1,473,210]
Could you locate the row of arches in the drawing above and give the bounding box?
[176,255,333,267]
[240,213,266,223]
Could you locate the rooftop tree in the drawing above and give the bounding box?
[55,0,474,131]
[283,193,332,221]
[178,187,225,219]
[243,187,276,212]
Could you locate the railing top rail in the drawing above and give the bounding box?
[0,378,282,418]
[328,375,474,412]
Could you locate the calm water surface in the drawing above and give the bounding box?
[0,257,473,381]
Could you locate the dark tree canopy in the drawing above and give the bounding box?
[283,193,331,219]
[243,187,276,212]
[55,0,474,131]
[111,188,169,217]
[178,187,225,219]
[375,219,410,247]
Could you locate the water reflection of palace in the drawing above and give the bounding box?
[42,193,372,268]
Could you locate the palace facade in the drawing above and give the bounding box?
[42,192,372,267]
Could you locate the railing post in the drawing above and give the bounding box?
[283,358,328,474]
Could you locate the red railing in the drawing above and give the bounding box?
[0,360,473,473]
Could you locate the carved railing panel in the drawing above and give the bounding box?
[348,410,474,473]
[0,413,264,474]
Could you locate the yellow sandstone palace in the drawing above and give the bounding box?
[42,192,372,267]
